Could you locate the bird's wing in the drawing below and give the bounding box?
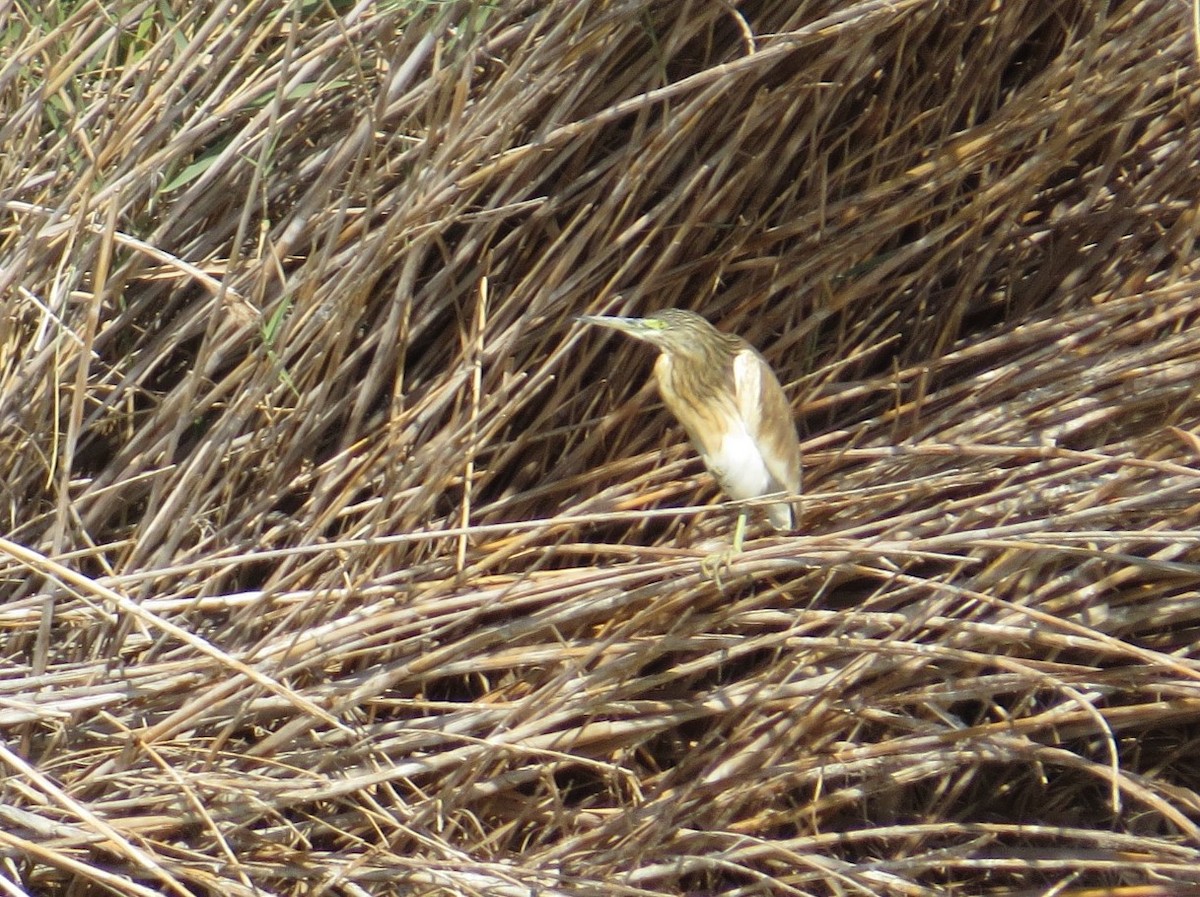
[732,348,801,495]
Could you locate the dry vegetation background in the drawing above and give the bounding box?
[3,0,1200,894]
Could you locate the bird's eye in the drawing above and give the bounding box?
[644,319,667,330]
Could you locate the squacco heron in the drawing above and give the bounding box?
[578,308,801,551]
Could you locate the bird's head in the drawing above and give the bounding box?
[577,308,722,359]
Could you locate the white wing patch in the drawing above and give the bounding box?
[732,350,764,439]
[731,347,797,531]
[707,422,773,502]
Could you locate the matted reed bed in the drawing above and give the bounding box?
[2,1,1200,894]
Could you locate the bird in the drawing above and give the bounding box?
[577,308,801,552]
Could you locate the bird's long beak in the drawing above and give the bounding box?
[576,314,650,340]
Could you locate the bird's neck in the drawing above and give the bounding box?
[658,335,741,402]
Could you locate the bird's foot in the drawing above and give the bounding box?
[700,545,737,588]
[699,510,749,588]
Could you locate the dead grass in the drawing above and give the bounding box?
[3,0,1200,894]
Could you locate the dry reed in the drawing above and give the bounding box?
[3,0,1200,894]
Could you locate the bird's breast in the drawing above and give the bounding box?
[654,351,770,496]
[654,354,761,493]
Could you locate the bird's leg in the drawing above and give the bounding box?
[731,507,748,554]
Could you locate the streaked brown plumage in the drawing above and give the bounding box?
[578,308,801,549]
